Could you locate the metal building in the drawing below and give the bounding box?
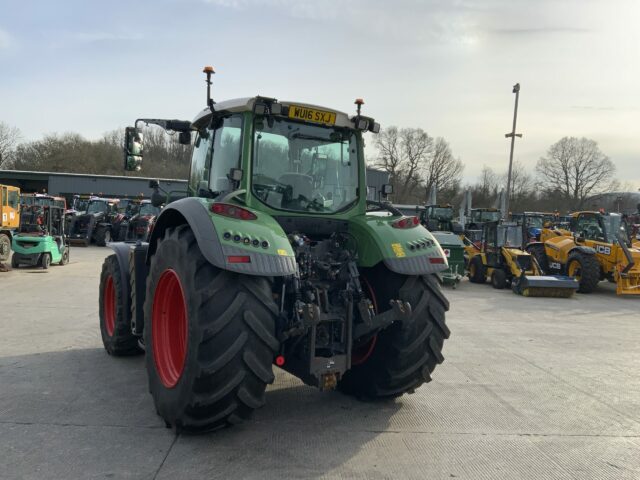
[0,168,389,202]
[0,170,187,201]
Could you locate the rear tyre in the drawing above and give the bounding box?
[11,254,19,269]
[95,227,111,247]
[338,265,450,399]
[0,233,10,262]
[41,253,51,270]
[468,255,486,283]
[526,244,548,273]
[491,269,507,289]
[99,254,142,355]
[144,225,279,433]
[567,251,600,293]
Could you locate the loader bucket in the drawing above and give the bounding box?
[513,274,578,298]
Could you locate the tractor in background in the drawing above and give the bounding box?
[97,67,451,434]
[125,199,161,242]
[68,197,120,246]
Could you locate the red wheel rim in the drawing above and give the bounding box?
[152,269,188,388]
[352,276,378,366]
[103,275,116,337]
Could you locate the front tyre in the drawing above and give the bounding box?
[99,255,142,355]
[567,251,600,293]
[144,225,279,433]
[339,266,450,399]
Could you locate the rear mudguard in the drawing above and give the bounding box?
[349,215,448,275]
[147,197,297,276]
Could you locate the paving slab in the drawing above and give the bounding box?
[0,246,638,479]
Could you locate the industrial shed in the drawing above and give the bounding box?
[0,168,389,202]
[0,170,187,201]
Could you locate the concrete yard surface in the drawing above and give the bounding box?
[0,246,639,479]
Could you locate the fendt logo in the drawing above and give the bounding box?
[595,245,611,255]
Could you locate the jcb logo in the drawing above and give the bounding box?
[595,245,611,255]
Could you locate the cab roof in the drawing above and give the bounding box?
[192,97,355,129]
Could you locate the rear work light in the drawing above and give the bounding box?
[211,203,257,220]
[391,216,420,229]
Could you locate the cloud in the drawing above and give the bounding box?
[488,27,591,36]
[571,105,615,111]
[0,28,12,50]
[68,32,144,43]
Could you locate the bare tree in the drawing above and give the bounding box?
[501,160,533,212]
[0,122,21,169]
[536,137,616,210]
[423,137,464,195]
[375,127,433,202]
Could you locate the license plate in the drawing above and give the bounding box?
[288,105,336,125]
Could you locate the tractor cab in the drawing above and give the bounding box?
[519,211,558,245]
[570,211,633,246]
[12,197,69,269]
[423,204,461,233]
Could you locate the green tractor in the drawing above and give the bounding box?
[12,197,70,269]
[98,68,451,433]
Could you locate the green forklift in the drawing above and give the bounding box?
[11,198,70,269]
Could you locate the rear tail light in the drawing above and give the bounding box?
[429,257,445,264]
[211,203,257,220]
[227,255,251,264]
[391,216,420,229]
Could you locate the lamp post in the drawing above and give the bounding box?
[504,83,522,220]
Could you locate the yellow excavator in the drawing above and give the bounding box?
[467,221,578,297]
[528,211,640,295]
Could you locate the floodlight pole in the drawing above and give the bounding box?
[504,83,522,220]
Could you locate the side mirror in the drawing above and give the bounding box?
[178,131,192,145]
[124,126,143,171]
[148,179,160,189]
[381,184,393,198]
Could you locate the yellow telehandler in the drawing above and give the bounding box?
[529,211,640,295]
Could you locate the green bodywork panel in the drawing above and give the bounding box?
[195,198,294,259]
[12,235,64,262]
[197,195,446,269]
[348,215,446,267]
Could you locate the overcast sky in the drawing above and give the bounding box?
[1,0,638,189]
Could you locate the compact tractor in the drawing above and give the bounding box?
[467,221,577,297]
[530,211,640,295]
[98,68,451,433]
[0,184,20,264]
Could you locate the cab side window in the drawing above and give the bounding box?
[576,215,603,241]
[189,131,213,196]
